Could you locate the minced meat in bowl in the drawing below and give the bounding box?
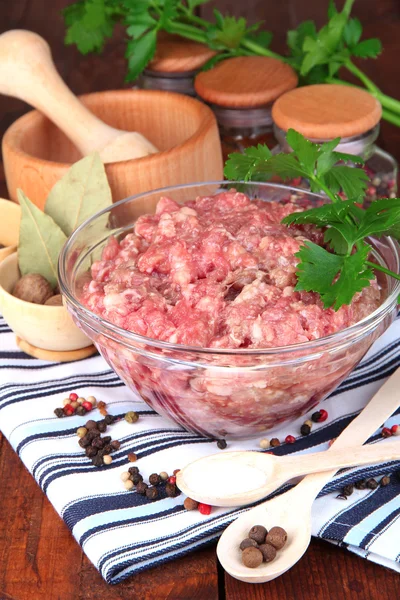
[59,182,400,438]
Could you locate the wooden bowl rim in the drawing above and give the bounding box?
[0,253,66,312]
[2,89,217,168]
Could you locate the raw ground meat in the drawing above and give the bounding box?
[82,191,380,349]
[78,191,387,438]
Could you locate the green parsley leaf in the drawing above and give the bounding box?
[352,38,382,58]
[295,242,374,310]
[64,0,116,54]
[343,17,362,47]
[125,29,157,81]
[224,145,272,181]
[324,165,369,200]
[187,0,210,11]
[206,10,253,50]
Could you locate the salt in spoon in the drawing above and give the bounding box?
[177,439,400,507]
[217,367,400,583]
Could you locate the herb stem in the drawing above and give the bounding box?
[381,108,400,128]
[240,38,284,60]
[366,261,400,281]
[167,21,208,44]
[310,175,338,204]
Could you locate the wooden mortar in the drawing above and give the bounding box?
[2,89,223,210]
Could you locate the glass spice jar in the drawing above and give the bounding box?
[194,56,298,161]
[272,84,398,205]
[137,34,216,97]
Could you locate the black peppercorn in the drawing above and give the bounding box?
[86,430,100,442]
[366,478,379,490]
[79,435,92,448]
[92,437,105,449]
[342,484,354,497]
[111,440,121,450]
[217,439,227,450]
[128,466,139,476]
[104,415,115,425]
[270,438,280,448]
[300,423,311,436]
[149,473,161,486]
[103,444,113,455]
[97,421,107,433]
[136,481,148,495]
[131,473,143,485]
[85,446,97,458]
[54,408,65,418]
[165,482,180,497]
[76,406,87,417]
[311,411,321,423]
[355,479,367,490]
[102,436,112,444]
[381,475,391,487]
[85,420,97,430]
[145,487,159,500]
[92,454,104,467]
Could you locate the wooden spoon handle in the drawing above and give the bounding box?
[296,367,400,498]
[280,439,400,480]
[0,30,116,155]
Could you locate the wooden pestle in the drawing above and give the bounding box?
[0,30,158,162]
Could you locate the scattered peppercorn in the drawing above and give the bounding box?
[69,392,78,402]
[249,525,267,544]
[239,538,258,551]
[103,455,113,465]
[85,446,97,458]
[149,473,161,486]
[381,475,391,487]
[54,408,65,418]
[121,472,131,482]
[85,420,97,430]
[198,503,211,515]
[97,421,107,433]
[392,424,400,436]
[366,478,379,490]
[259,543,277,563]
[92,454,104,467]
[300,423,311,436]
[311,411,321,423]
[99,408,108,416]
[128,453,138,462]
[97,401,106,410]
[124,480,134,491]
[136,481,149,495]
[217,439,227,450]
[318,409,328,422]
[270,438,280,448]
[168,476,177,485]
[128,466,140,476]
[342,484,354,497]
[131,473,143,485]
[184,497,199,511]
[76,406,87,417]
[242,546,263,568]
[355,479,367,490]
[285,435,296,444]
[125,411,139,424]
[104,415,115,425]
[165,483,180,498]
[259,438,270,449]
[266,527,287,550]
[159,471,169,481]
[382,427,392,438]
[86,395,96,406]
[111,440,121,450]
[63,404,74,416]
[304,420,313,429]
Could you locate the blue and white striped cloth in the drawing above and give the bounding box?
[0,314,400,584]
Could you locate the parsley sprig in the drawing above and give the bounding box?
[63,0,400,128]
[224,130,400,311]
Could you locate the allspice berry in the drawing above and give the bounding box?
[239,538,258,551]
[13,273,53,304]
[259,543,277,563]
[242,546,263,568]
[266,526,288,550]
[183,497,199,511]
[45,294,63,306]
[248,525,267,544]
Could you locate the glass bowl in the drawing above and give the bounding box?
[58,182,400,439]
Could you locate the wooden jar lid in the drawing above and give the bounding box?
[272,84,382,138]
[147,34,216,74]
[194,56,298,108]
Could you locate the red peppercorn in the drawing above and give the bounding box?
[168,476,176,485]
[381,427,392,438]
[391,424,399,435]
[285,435,296,444]
[69,392,78,402]
[317,409,328,422]
[63,404,74,416]
[198,503,211,515]
[82,401,93,412]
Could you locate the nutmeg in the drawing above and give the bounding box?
[44,294,63,306]
[13,273,53,304]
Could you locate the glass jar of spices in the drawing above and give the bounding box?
[272,84,398,204]
[138,34,216,97]
[194,56,298,161]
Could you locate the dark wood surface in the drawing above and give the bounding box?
[1,0,400,598]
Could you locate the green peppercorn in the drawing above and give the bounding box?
[125,411,139,424]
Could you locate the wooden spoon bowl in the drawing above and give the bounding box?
[2,89,223,210]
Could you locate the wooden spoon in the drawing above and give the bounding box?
[215,368,400,583]
[177,440,400,507]
[0,30,158,162]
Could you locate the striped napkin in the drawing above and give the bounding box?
[0,313,400,584]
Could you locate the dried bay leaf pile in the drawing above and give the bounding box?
[17,153,112,288]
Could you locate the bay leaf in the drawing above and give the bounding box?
[18,189,67,288]
[45,153,112,236]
